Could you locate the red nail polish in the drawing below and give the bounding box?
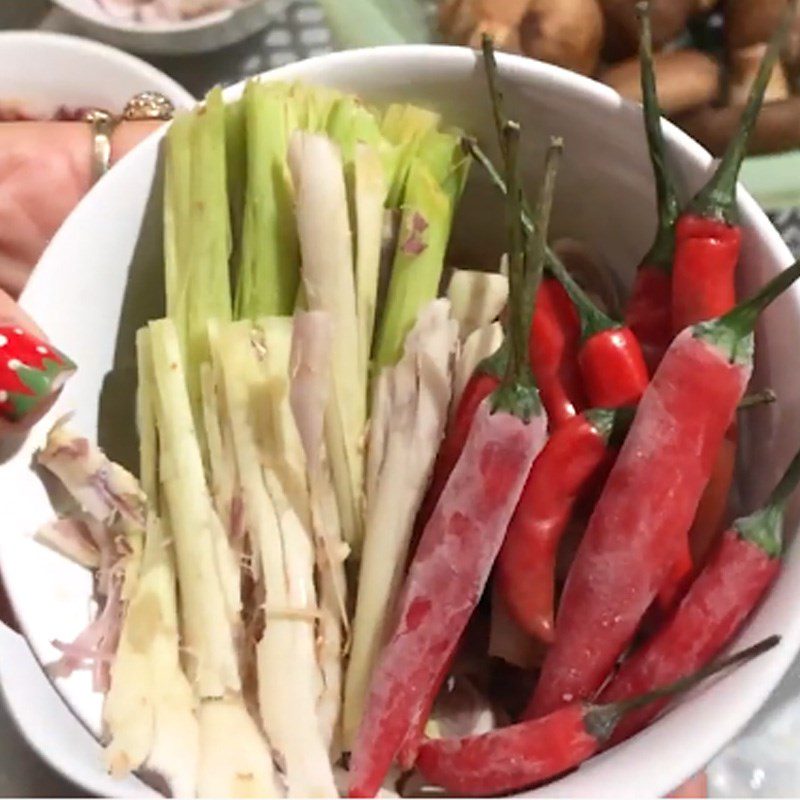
[0,326,76,422]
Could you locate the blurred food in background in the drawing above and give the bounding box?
[439,0,800,157]
[92,0,243,22]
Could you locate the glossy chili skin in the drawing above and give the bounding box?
[348,402,547,798]
[601,529,779,744]
[626,264,673,374]
[671,214,741,335]
[578,326,650,408]
[528,331,750,718]
[496,411,612,643]
[531,277,586,427]
[416,703,598,797]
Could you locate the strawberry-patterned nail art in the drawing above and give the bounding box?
[0,326,76,423]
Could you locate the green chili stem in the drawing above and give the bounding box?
[481,34,509,156]
[464,137,617,340]
[636,1,679,269]
[690,0,799,225]
[502,120,527,392]
[584,636,781,742]
[768,445,800,509]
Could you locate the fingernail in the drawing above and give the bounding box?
[0,326,76,423]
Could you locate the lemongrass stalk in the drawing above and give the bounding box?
[453,322,504,409]
[372,159,452,368]
[197,697,282,798]
[447,269,509,340]
[136,328,158,503]
[289,311,350,754]
[344,298,458,747]
[289,131,366,553]
[104,515,200,799]
[288,82,342,133]
[225,96,247,282]
[236,81,298,318]
[381,103,441,207]
[212,320,337,796]
[148,318,241,698]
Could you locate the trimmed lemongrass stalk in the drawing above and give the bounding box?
[452,322,504,410]
[372,131,470,369]
[288,81,342,133]
[447,269,509,340]
[289,131,366,553]
[344,298,459,748]
[212,320,336,797]
[225,96,247,281]
[197,697,282,798]
[236,81,299,318]
[147,318,241,699]
[104,331,199,797]
[289,311,350,755]
[381,103,442,207]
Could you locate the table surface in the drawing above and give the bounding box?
[2,1,800,797]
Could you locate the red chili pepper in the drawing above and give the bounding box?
[530,276,586,427]
[527,261,800,718]
[624,5,679,374]
[671,5,793,334]
[600,442,800,744]
[348,128,555,798]
[415,639,777,797]
[472,42,648,411]
[496,407,619,643]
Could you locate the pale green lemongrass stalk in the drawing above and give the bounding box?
[289,310,350,755]
[225,95,247,282]
[147,318,241,699]
[288,81,342,133]
[447,269,509,340]
[344,298,458,747]
[288,131,366,553]
[212,320,337,797]
[235,81,299,318]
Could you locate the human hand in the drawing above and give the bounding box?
[0,118,162,630]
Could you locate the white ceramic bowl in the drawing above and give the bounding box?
[52,0,288,55]
[3,46,800,798]
[0,29,193,799]
[0,30,194,115]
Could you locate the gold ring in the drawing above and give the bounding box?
[83,108,118,186]
[123,91,175,122]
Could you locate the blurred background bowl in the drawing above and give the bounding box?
[51,0,289,55]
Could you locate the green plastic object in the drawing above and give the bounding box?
[741,152,800,211]
[317,0,433,48]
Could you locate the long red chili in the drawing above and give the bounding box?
[416,639,778,797]
[600,443,800,744]
[496,407,620,643]
[624,3,679,374]
[671,1,795,334]
[528,260,800,719]
[530,275,586,427]
[479,36,647,411]
[348,127,554,798]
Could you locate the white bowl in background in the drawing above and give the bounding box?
[0,30,194,116]
[0,29,193,799]
[3,46,799,798]
[51,0,288,55]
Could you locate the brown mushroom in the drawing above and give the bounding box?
[518,0,605,76]
[728,43,790,106]
[599,0,696,60]
[602,49,722,115]
[677,97,800,156]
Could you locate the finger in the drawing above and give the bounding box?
[0,579,19,632]
[0,291,75,435]
[112,119,164,163]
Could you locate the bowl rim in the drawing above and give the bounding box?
[51,0,272,36]
[0,28,196,107]
[10,44,799,799]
